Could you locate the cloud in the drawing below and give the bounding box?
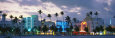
[41,2,62,14]
[0,0,63,21]
[0,0,115,25]
[41,0,93,9]
[104,7,110,11]
[61,5,68,9]
[17,0,42,6]
[69,7,81,13]
[107,0,112,6]
[96,0,112,6]
[0,0,8,2]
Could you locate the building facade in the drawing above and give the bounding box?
[24,15,39,31]
[84,16,104,32]
[56,20,68,32]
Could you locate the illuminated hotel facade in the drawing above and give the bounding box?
[23,15,38,31]
[56,20,68,32]
[23,15,55,32]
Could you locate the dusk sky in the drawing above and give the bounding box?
[0,0,115,25]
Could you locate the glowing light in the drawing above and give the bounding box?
[110,18,111,24]
[100,32,103,35]
[36,32,39,35]
[103,29,107,35]
[90,32,95,35]
[40,32,55,35]
[81,21,87,26]
[53,32,55,35]
[28,28,31,32]
[80,21,87,32]
[56,21,68,32]
[103,25,106,35]
[40,32,45,35]
[96,32,99,35]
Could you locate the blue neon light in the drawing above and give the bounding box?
[28,28,31,32]
[56,21,68,32]
[24,17,34,32]
[110,18,111,24]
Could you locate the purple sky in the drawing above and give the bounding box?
[0,0,115,25]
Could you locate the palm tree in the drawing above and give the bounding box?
[70,25,73,35]
[0,26,4,34]
[95,26,100,32]
[75,26,79,32]
[55,13,58,21]
[84,27,89,35]
[60,11,64,33]
[13,27,21,35]
[73,18,77,26]
[10,15,14,28]
[66,28,70,34]
[5,27,12,34]
[10,15,13,21]
[13,17,19,27]
[41,19,46,25]
[19,15,23,25]
[65,16,71,25]
[100,25,104,32]
[42,25,49,35]
[94,11,98,26]
[93,29,96,33]
[1,27,7,34]
[53,26,58,33]
[89,11,94,30]
[47,14,52,21]
[50,25,58,35]
[60,11,64,22]
[86,13,90,17]
[13,17,19,23]
[89,11,93,16]
[84,27,89,33]
[23,28,28,34]
[38,10,42,22]
[73,18,77,23]
[106,25,112,32]
[19,15,23,34]
[19,15,23,19]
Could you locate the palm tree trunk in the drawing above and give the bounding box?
[91,16,94,32]
[40,15,42,22]
[56,17,58,21]
[62,16,64,25]
[97,15,98,26]
[50,17,52,22]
